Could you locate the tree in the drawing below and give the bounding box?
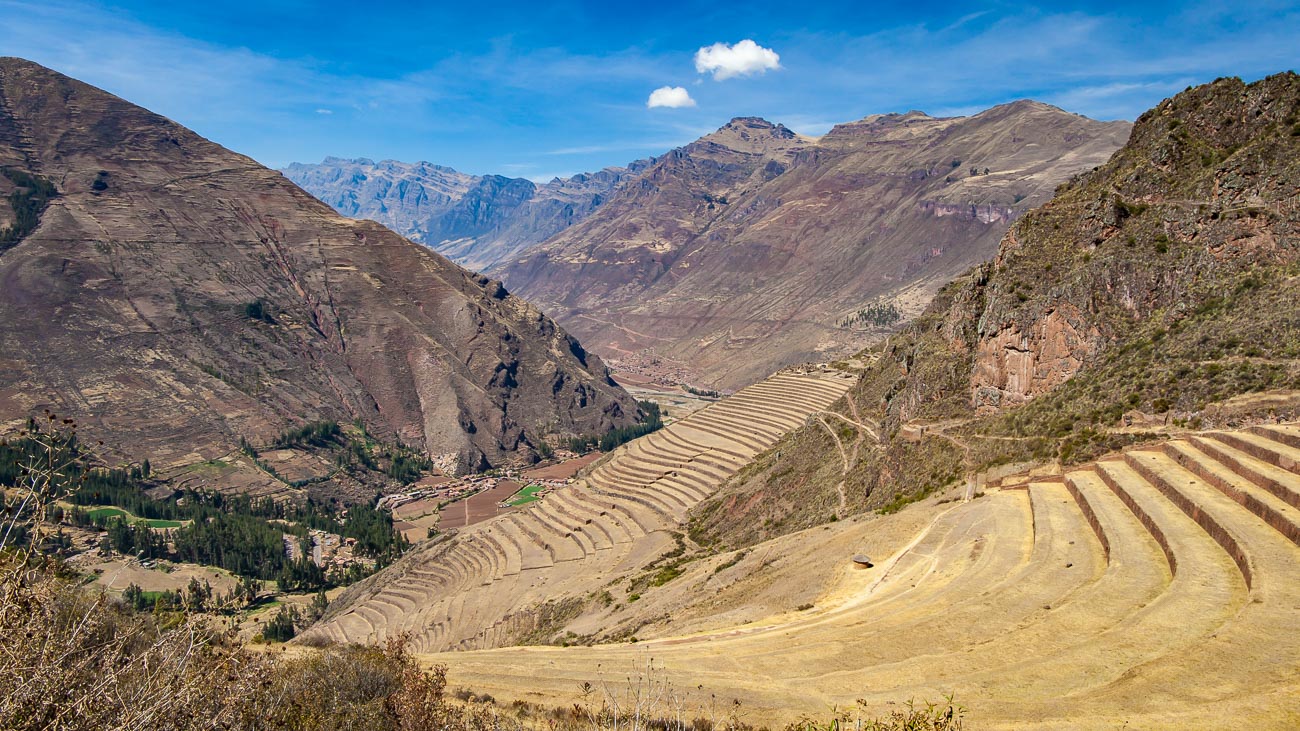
[184,577,212,612]
[263,606,299,642]
[236,575,260,607]
[123,583,147,612]
[306,590,329,623]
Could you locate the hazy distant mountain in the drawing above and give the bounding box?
[282,157,650,271]
[498,105,1131,388]
[0,57,636,483]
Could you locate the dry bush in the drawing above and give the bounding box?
[0,555,271,730]
[0,415,502,731]
[248,639,519,731]
[0,414,269,729]
[782,697,964,731]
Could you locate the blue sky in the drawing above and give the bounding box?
[2,1,1298,180]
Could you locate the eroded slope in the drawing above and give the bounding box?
[688,73,1300,549]
[0,58,636,489]
[501,107,1129,387]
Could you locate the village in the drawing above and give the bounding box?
[381,450,605,542]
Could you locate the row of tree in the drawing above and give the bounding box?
[838,299,903,329]
[566,401,665,454]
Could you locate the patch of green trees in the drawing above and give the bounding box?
[566,400,665,453]
[0,167,57,253]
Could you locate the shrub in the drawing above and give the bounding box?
[242,298,275,323]
[263,605,299,642]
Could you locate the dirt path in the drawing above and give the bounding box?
[809,407,881,513]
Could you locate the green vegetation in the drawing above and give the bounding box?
[313,420,434,485]
[273,420,341,449]
[683,384,721,398]
[386,451,432,484]
[242,298,275,324]
[505,484,544,506]
[1,545,541,731]
[82,505,182,529]
[648,565,682,586]
[567,400,665,453]
[0,167,57,254]
[713,549,748,574]
[626,532,693,595]
[838,299,903,329]
[2,438,967,731]
[121,578,214,613]
[85,506,126,521]
[2,416,408,590]
[262,605,300,642]
[695,73,1300,547]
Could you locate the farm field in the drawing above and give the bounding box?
[82,505,185,529]
[504,484,544,507]
[435,480,522,531]
[521,452,603,482]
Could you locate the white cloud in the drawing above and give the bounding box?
[694,39,781,81]
[315,108,333,115]
[646,86,696,108]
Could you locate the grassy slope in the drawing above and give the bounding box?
[691,72,1300,550]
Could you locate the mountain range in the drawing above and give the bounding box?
[290,105,1129,389]
[692,72,1300,547]
[281,157,650,272]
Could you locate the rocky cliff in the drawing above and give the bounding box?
[282,158,648,272]
[689,73,1300,549]
[0,58,637,488]
[499,105,1130,388]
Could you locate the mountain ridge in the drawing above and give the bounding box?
[499,101,1130,388]
[0,57,637,494]
[689,71,1300,548]
[281,156,651,272]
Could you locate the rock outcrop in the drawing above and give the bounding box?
[691,72,1300,548]
[498,104,1130,388]
[0,57,637,484]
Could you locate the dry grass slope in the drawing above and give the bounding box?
[422,422,1300,729]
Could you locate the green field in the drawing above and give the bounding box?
[505,484,544,506]
[85,506,183,529]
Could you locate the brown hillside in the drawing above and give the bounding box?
[499,106,1129,388]
[692,73,1300,549]
[0,58,636,490]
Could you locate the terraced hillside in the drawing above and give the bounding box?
[426,423,1300,728]
[302,368,854,651]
